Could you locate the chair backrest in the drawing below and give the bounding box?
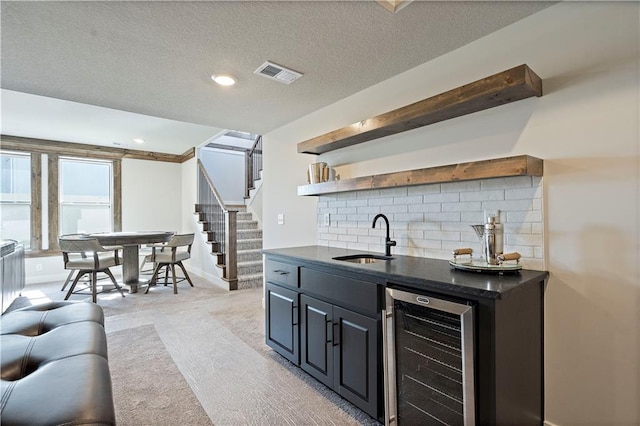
[59,236,106,254]
[166,233,194,248]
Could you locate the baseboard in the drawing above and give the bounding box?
[544,421,560,426]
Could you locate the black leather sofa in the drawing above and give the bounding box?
[0,301,116,425]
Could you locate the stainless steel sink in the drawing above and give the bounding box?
[332,254,394,264]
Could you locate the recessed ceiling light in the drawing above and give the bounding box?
[211,74,237,86]
[133,138,144,144]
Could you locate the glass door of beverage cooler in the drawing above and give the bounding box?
[383,287,475,426]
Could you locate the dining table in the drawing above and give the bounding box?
[89,231,174,293]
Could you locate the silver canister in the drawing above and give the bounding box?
[483,216,504,265]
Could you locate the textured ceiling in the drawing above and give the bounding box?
[0,1,553,153]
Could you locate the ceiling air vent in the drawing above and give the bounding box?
[254,61,302,85]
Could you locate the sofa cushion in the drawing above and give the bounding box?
[0,354,116,425]
[0,301,104,336]
[1,321,108,381]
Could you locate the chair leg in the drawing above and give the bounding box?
[61,270,75,291]
[104,268,125,298]
[177,262,194,287]
[91,271,98,303]
[146,263,163,294]
[164,265,170,286]
[171,264,178,294]
[65,271,86,300]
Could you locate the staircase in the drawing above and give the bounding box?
[195,134,264,290]
[194,204,263,290]
[231,207,263,289]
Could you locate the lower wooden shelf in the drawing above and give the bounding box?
[297,155,543,196]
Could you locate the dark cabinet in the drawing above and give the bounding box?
[265,282,299,365]
[333,305,378,416]
[300,295,333,387]
[300,294,379,418]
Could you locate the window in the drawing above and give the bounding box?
[0,152,31,247]
[59,157,113,235]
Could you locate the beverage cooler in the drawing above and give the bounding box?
[383,287,476,426]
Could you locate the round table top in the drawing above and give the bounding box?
[88,231,175,246]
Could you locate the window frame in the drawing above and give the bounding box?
[0,134,191,257]
[0,151,39,250]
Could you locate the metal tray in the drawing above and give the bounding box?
[449,258,522,274]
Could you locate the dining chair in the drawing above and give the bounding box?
[144,233,194,294]
[59,235,126,303]
[58,234,123,292]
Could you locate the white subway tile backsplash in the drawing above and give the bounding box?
[441,181,481,193]
[506,210,542,223]
[338,234,359,243]
[481,176,532,190]
[460,190,504,202]
[482,199,537,212]
[346,199,369,208]
[358,206,381,214]
[461,212,484,223]
[379,187,409,197]
[394,195,424,205]
[442,201,483,212]
[408,203,442,213]
[408,184,441,195]
[346,242,370,251]
[423,193,460,203]
[506,234,543,246]
[384,205,409,214]
[425,231,461,241]
[369,197,395,206]
[358,235,384,245]
[338,207,358,215]
[316,175,544,268]
[393,213,425,222]
[505,187,541,200]
[424,212,461,222]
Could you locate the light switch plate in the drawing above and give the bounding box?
[323,213,330,227]
[277,213,284,225]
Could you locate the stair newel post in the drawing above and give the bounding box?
[225,209,238,290]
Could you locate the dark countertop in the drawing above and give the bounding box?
[263,245,549,300]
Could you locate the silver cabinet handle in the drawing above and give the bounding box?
[273,269,290,275]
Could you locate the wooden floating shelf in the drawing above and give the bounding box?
[297,64,542,155]
[297,155,543,196]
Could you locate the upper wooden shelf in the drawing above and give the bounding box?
[297,64,542,155]
[297,155,543,196]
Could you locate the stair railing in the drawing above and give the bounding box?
[245,135,263,198]
[197,159,238,289]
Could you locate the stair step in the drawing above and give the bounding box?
[237,212,253,221]
[237,260,263,276]
[237,229,262,240]
[237,220,258,230]
[237,249,262,262]
[237,272,264,290]
[237,238,263,251]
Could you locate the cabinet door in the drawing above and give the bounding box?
[333,306,379,418]
[265,282,299,365]
[300,294,334,388]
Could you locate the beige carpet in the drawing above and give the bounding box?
[108,325,213,425]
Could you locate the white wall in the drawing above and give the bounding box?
[121,158,182,232]
[200,147,246,205]
[262,2,639,425]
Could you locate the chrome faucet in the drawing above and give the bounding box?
[372,214,396,257]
